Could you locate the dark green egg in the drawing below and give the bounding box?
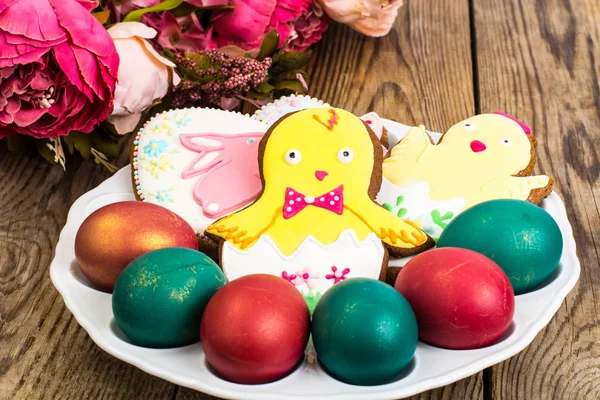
[437,199,562,294]
[312,278,418,386]
[112,247,225,348]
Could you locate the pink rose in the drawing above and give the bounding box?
[107,22,180,134]
[212,0,328,51]
[319,0,403,37]
[0,0,119,139]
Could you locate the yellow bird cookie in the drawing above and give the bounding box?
[207,108,433,299]
[377,112,554,240]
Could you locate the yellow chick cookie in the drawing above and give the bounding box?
[207,108,433,299]
[377,112,554,240]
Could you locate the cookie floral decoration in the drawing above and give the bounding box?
[206,107,434,298]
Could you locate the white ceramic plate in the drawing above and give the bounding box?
[50,120,580,400]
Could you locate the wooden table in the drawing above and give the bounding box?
[2,0,599,398]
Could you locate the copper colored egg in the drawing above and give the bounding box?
[74,201,198,291]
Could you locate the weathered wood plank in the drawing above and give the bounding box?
[0,141,178,399]
[472,0,600,398]
[306,0,475,131]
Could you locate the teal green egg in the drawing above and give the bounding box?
[312,278,418,386]
[437,199,563,295]
[112,247,226,348]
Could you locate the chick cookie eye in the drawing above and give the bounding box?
[464,123,476,131]
[284,149,302,165]
[500,138,512,146]
[337,148,354,163]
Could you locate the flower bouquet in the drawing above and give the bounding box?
[0,0,403,169]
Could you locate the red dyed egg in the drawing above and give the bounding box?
[74,201,198,291]
[394,248,514,350]
[201,274,310,384]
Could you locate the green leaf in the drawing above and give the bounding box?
[162,48,176,62]
[34,140,56,164]
[169,2,197,17]
[90,131,119,158]
[71,131,92,159]
[247,89,273,101]
[271,39,289,64]
[123,0,185,22]
[6,135,30,151]
[275,79,306,94]
[178,51,214,82]
[257,30,280,61]
[396,195,404,206]
[63,134,75,155]
[397,208,408,218]
[270,69,307,82]
[382,203,392,212]
[253,80,275,94]
[92,10,110,24]
[272,50,312,73]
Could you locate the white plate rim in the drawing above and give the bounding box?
[50,120,581,400]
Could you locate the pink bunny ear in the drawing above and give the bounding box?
[493,111,531,134]
[180,132,264,218]
[360,112,384,140]
[179,134,226,179]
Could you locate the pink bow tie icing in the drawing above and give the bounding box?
[283,186,344,219]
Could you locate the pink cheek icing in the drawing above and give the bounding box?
[470,140,487,153]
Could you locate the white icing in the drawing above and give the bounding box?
[376,178,466,239]
[206,203,219,212]
[221,230,385,296]
[252,94,330,124]
[134,108,268,232]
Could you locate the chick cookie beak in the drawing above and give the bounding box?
[470,140,487,153]
[315,170,329,181]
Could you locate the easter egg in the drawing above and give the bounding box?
[201,274,310,384]
[112,247,225,348]
[74,201,198,291]
[312,278,418,386]
[437,199,563,294]
[395,248,514,349]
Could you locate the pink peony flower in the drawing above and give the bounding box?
[319,0,403,37]
[143,11,215,52]
[211,0,328,51]
[0,0,119,139]
[271,0,329,51]
[107,22,180,134]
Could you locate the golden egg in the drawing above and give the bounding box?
[74,201,198,291]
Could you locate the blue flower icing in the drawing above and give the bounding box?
[143,139,169,157]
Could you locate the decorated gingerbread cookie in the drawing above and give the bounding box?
[131,108,269,232]
[377,112,554,240]
[206,108,434,302]
[253,95,388,153]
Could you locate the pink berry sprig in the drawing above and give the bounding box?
[171,50,272,109]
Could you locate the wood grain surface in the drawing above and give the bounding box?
[0,0,598,399]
